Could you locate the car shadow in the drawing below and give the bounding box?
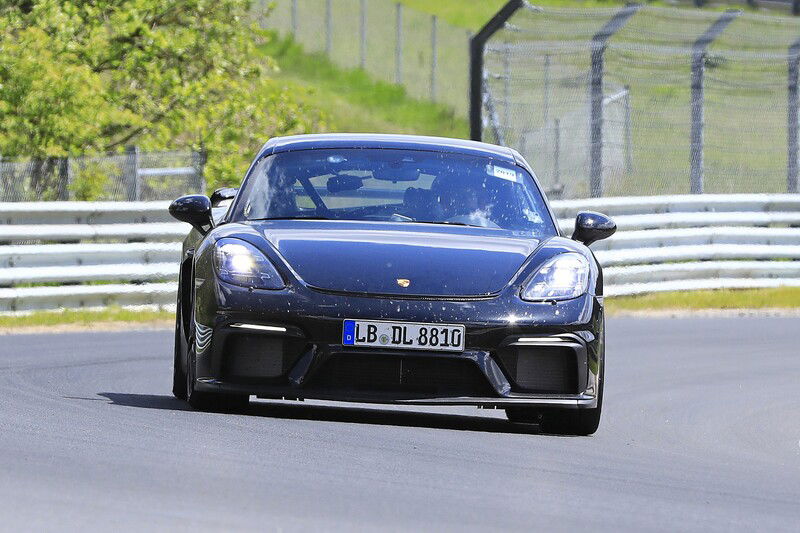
[95,392,550,435]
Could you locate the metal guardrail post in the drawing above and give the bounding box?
[589,4,640,198]
[430,15,438,101]
[469,0,523,141]
[690,10,740,195]
[788,39,800,193]
[395,3,403,85]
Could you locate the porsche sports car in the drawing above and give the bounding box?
[169,133,616,435]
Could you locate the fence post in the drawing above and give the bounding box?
[554,118,561,189]
[469,0,524,141]
[360,0,367,70]
[124,146,140,201]
[543,53,551,125]
[789,39,800,193]
[589,4,640,198]
[430,15,438,101]
[689,53,704,194]
[291,0,297,35]
[483,75,506,146]
[395,3,403,85]
[690,10,739,195]
[502,43,511,128]
[624,85,633,174]
[794,0,800,16]
[57,157,70,200]
[192,149,207,195]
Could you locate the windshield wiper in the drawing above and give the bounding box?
[408,220,473,227]
[252,216,332,221]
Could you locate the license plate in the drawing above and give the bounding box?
[342,319,465,352]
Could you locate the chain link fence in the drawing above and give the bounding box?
[258,0,472,116]
[478,3,800,199]
[0,149,205,202]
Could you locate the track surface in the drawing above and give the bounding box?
[0,317,798,531]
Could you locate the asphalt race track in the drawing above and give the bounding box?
[1,316,798,531]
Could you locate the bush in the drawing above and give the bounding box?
[0,0,326,192]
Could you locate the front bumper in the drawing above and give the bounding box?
[192,278,605,409]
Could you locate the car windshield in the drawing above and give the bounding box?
[231,148,557,236]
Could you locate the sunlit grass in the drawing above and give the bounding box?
[607,287,800,312]
[261,34,468,139]
[1,288,798,331]
[0,306,172,329]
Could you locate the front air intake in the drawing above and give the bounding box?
[222,333,306,381]
[307,354,496,398]
[497,346,578,394]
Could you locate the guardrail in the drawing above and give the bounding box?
[0,194,798,311]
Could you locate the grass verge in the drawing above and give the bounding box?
[606,287,800,313]
[1,288,798,331]
[0,306,172,330]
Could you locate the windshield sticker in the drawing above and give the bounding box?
[489,165,518,182]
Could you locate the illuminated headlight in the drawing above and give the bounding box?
[521,253,590,301]
[214,238,284,289]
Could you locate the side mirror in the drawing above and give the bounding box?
[169,194,213,234]
[210,187,238,207]
[572,211,616,246]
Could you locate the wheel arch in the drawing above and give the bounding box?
[179,250,195,340]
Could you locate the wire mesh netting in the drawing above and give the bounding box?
[261,0,471,116]
[0,150,204,202]
[482,4,800,198]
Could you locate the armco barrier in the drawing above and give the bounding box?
[0,194,798,311]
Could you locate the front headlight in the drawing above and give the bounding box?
[521,253,590,301]
[214,238,284,289]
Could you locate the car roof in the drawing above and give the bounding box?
[257,133,518,163]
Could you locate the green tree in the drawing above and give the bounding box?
[0,0,325,191]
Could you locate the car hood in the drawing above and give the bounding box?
[253,221,539,297]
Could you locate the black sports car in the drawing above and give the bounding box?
[169,134,616,435]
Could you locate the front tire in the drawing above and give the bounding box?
[506,404,601,436]
[172,304,188,400]
[506,357,604,436]
[184,317,249,413]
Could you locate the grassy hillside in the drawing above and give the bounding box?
[257,2,658,139]
[262,35,468,138]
